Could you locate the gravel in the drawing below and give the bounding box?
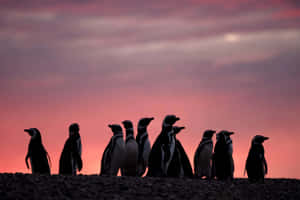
[0,173,299,200]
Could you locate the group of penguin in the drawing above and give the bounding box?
[24,115,269,183]
[25,124,82,176]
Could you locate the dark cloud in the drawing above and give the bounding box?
[0,0,299,107]
[0,0,300,19]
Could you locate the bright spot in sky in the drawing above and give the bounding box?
[224,33,240,42]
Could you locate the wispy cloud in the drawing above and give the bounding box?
[0,0,300,177]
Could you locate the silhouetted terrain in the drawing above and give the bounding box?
[0,173,299,200]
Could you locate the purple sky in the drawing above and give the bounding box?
[0,0,300,177]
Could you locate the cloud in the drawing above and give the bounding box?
[0,0,300,177]
[1,7,300,99]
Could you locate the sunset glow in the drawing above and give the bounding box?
[0,0,299,178]
[224,33,240,42]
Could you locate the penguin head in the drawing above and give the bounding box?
[217,130,234,140]
[252,135,269,144]
[203,130,216,139]
[138,117,154,128]
[122,120,134,136]
[108,124,123,135]
[216,131,227,143]
[122,120,133,130]
[24,128,41,140]
[162,115,180,128]
[173,126,185,135]
[69,123,80,138]
[219,130,234,136]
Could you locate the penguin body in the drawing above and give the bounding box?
[147,115,179,177]
[100,124,125,176]
[194,130,216,179]
[213,130,234,181]
[121,120,138,176]
[70,123,82,174]
[224,131,234,180]
[136,117,154,176]
[167,126,193,178]
[59,123,82,175]
[25,128,51,175]
[245,135,269,183]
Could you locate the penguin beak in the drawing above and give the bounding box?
[175,117,180,121]
[229,132,234,135]
[24,129,32,136]
[263,137,269,140]
[211,131,216,137]
[108,124,113,128]
[180,127,185,131]
[149,117,154,121]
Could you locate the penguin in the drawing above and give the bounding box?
[121,120,138,176]
[147,115,179,177]
[25,128,51,175]
[212,130,234,181]
[194,130,216,179]
[136,117,154,176]
[224,130,235,180]
[245,135,269,183]
[70,123,82,173]
[59,123,83,175]
[100,124,125,176]
[167,126,193,178]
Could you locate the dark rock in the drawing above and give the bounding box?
[0,174,299,200]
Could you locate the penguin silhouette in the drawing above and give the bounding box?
[212,130,234,181]
[136,117,154,176]
[25,128,51,175]
[100,124,125,176]
[147,115,180,177]
[59,123,82,175]
[167,126,193,178]
[121,120,138,176]
[245,135,269,183]
[194,130,216,179]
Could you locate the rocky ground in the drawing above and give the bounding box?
[0,173,299,200]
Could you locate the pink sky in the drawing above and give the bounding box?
[0,0,300,178]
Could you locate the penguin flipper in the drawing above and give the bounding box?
[77,156,83,172]
[263,156,268,175]
[245,155,250,176]
[100,148,109,175]
[100,139,113,175]
[25,154,30,169]
[147,140,162,177]
[70,138,83,172]
[26,141,33,170]
[46,151,52,169]
[194,141,210,177]
[137,134,148,166]
[176,140,193,177]
[211,153,216,179]
[194,147,200,176]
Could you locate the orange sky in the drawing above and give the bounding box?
[1,91,299,178]
[0,0,300,178]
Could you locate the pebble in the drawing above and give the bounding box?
[0,174,299,200]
